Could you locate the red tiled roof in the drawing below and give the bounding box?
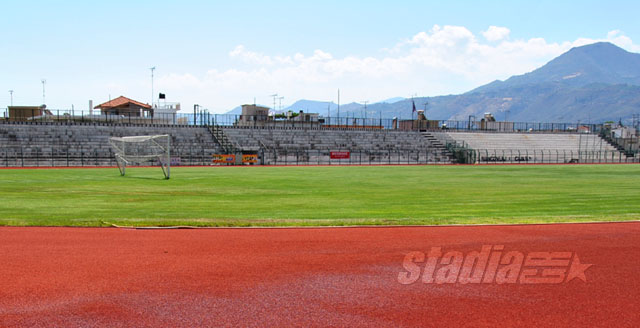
[94,96,151,109]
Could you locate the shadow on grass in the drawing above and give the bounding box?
[119,175,169,181]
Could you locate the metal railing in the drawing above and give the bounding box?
[2,144,637,168]
[260,149,452,165]
[1,109,605,133]
[0,145,215,167]
[599,130,639,155]
[0,144,453,167]
[472,149,638,164]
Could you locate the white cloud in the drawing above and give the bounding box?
[605,30,640,52]
[229,45,274,65]
[155,26,639,113]
[482,26,511,42]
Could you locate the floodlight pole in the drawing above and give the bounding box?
[194,104,199,125]
[8,90,13,106]
[150,67,156,107]
[41,79,46,105]
[337,89,340,119]
[362,100,368,121]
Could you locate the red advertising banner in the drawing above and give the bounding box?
[330,151,350,159]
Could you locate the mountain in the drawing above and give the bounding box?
[472,42,640,93]
[225,105,243,115]
[225,104,273,115]
[224,43,640,123]
[370,42,640,123]
[225,99,376,118]
[283,100,336,116]
[378,97,405,104]
[450,42,640,123]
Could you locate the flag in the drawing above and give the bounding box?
[412,100,416,113]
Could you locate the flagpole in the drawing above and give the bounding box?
[411,96,416,121]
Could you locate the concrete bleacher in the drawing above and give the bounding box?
[222,127,454,164]
[223,127,428,150]
[436,131,630,163]
[4,121,628,167]
[0,123,222,166]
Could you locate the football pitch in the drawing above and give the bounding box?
[1,164,638,227]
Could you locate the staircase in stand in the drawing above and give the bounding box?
[420,132,455,163]
[207,126,238,153]
[599,133,635,158]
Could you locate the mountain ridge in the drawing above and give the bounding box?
[224,42,640,123]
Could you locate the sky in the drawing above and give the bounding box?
[1,0,639,113]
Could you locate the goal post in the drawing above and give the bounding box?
[109,135,171,179]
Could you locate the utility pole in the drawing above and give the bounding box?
[8,90,13,106]
[150,67,156,106]
[41,79,46,105]
[278,96,284,111]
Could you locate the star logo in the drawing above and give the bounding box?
[565,254,593,282]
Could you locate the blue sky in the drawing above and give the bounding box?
[1,0,639,113]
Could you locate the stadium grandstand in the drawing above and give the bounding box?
[0,106,638,167]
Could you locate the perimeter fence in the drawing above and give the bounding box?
[462,149,638,164]
[1,145,636,167]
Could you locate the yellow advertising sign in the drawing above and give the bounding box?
[213,154,235,164]
[242,154,258,163]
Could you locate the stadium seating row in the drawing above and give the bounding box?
[0,123,632,166]
[0,124,222,166]
[437,132,630,163]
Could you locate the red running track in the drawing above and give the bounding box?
[1,223,639,327]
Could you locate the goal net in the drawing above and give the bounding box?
[109,135,171,179]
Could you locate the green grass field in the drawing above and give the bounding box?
[1,164,639,227]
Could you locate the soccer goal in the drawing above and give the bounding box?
[109,135,171,179]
